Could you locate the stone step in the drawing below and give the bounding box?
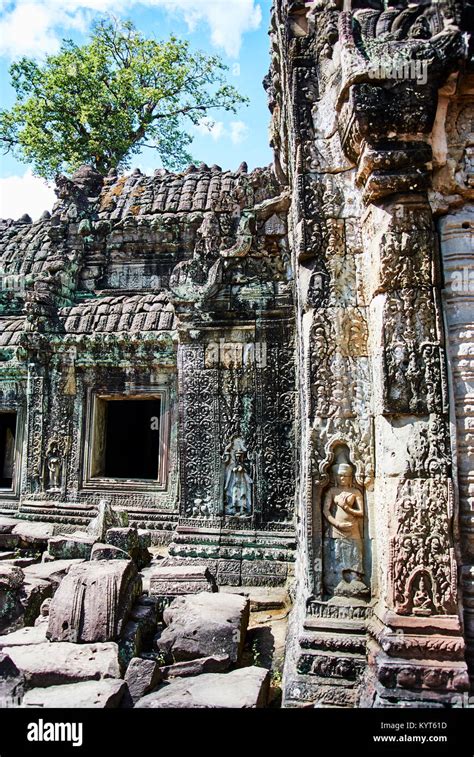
[221,585,290,612]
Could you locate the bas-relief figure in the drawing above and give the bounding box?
[44,440,62,492]
[225,450,253,517]
[223,438,253,518]
[412,574,435,617]
[322,462,367,599]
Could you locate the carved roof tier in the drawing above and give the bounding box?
[95,166,275,220]
[0,317,24,346]
[59,293,176,335]
[0,166,278,276]
[0,164,284,339]
[0,218,55,276]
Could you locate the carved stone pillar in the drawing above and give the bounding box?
[439,208,474,686]
[361,193,468,705]
[335,5,470,705]
[273,0,471,707]
[167,185,297,587]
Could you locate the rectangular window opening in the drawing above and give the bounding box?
[93,398,161,481]
[0,412,17,489]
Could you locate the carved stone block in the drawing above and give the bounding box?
[47,560,142,643]
[149,565,217,598]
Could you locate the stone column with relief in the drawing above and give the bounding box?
[335,5,470,706]
[271,0,472,707]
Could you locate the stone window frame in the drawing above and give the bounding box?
[0,405,24,499]
[82,385,171,493]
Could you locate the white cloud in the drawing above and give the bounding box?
[0,3,61,58]
[193,117,225,141]
[194,118,249,146]
[160,0,262,58]
[0,0,262,59]
[0,171,56,221]
[229,120,249,144]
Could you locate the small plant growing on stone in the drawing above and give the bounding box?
[251,639,262,667]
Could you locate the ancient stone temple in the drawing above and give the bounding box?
[0,0,473,709]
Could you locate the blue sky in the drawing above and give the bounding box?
[0,0,273,219]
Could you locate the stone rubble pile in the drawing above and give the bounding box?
[0,510,279,708]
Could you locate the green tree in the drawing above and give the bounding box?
[0,18,248,179]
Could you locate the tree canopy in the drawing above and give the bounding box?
[0,19,248,180]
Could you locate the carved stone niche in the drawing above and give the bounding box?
[399,568,438,617]
[312,443,372,606]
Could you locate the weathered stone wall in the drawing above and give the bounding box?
[269,0,472,707]
[0,165,297,580]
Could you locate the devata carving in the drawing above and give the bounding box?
[223,437,254,518]
[44,440,62,492]
[322,461,368,599]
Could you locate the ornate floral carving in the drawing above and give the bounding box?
[390,478,457,615]
[382,289,446,415]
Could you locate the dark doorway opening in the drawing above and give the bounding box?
[0,412,16,488]
[102,399,161,480]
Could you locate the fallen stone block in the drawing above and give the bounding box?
[0,565,25,633]
[0,566,52,634]
[19,577,53,627]
[129,598,157,646]
[160,654,231,679]
[6,641,121,688]
[90,543,130,561]
[47,559,142,643]
[0,533,20,550]
[106,527,139,553]
[0,517,20,534]
[119,621,142,668]
[0,564,23,589]
[0,652,25,705]
[150,565,217,600]
[34,598,51,626]
[4,557,39,568]
[137,530,152,568]
[23,559,84,590]
[47,534,95,561]
[0,551,16,561]
[221,586,289,612]
[157,592,249,664]
[22,679,127,709]
[12,522,55,550]
[135,666,270,709]
[87,499,128,541]
[0,624,48,649]
[124,657,163,705]
[106,527,151,570]
[138,530,151,549]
